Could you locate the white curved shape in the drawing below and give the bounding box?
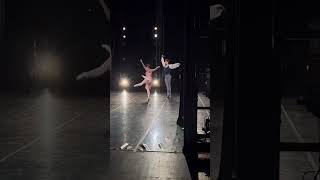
[99,0,111,22]
[210,4,225,20]
[76,44,111,80]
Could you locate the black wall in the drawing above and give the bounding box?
[0,0,7,89]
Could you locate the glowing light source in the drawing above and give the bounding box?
[152,79,160,87]
[36,53,62,81]
[123,35,126,39]
[122,27,126,31]
[154,34,158,38]
[154,26,158,31]
[120,78,130,88]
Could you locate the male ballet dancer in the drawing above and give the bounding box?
[161,55,181,99]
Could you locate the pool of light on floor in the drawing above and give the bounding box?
[120,89,129,143]
[121,90,128,107]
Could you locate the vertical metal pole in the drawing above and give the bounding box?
[156,38,158,68]
[162,7,165,54]
[156,0,163,78]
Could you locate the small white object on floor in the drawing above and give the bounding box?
[142,144,150,151]
[120,143,129,150]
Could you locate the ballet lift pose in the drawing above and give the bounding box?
[161,55,181,99]
[133,59,160,101]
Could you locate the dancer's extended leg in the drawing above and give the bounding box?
[167,75,172,98]
[164,75,169,97]
[146,88,150,99]
[134,79,146,87]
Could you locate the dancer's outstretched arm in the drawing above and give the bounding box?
[161,55,166,67]
[76,44,111,80]
[140,59,147,70]
[151,66,160,72]
[169,63,181,69]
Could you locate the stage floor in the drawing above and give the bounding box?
[0,91,108,180]
[280,98,320,180]
[0,90,210,180]
[110,91,210,153]
[3,90,317,179]
[110,91,210,179]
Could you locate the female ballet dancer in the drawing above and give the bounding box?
[133,59,160,101]
[161,55,181,99]
[76,44,111,80]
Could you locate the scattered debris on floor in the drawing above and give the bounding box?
[142,144,151,151]
[158,143,163,150]
[126,146,133,150]
[120,143,129,150]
